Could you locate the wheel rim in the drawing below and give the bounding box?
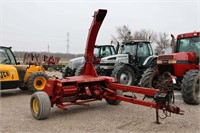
[34,76,47,91]
[33,99,39,114]
[119,71,132,85]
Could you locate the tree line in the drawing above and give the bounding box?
[112,25,171,55]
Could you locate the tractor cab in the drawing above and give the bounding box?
[175,32,200,64]
[0,46,18,65]
[94,45,116,58]
[157,32,200,77]
[119,40,153,67]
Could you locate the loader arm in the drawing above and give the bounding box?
[82,9,107,76]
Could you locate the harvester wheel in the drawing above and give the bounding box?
[28,72,48,92]
[105,90,123,105]
[111,64,136,85]
[30,91,51,120]
[181,70,200,105]
[139,67,159,88]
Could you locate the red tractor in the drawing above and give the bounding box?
[140,31,200,105]
[30,9,183,124]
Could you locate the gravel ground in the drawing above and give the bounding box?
[0,71,200,133]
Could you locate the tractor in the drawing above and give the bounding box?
[140,31,200,105]
[0,46,48,91]
[98,40,157,85]
[61,44,116,77]
[30,9,183,124]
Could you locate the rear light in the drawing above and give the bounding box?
[193,32,200,36]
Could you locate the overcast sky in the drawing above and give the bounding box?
[1,0,200,54]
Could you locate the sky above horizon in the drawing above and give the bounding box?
[1,0,200,54]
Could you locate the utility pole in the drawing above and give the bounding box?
[48,45,50,57]
[67,32,70,54]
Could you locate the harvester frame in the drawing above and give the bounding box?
[30,9,183,124]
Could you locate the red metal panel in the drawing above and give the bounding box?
[82,9,107,76]
[109,83,159,96]
[62,86,77,96]
[177,31,200,39]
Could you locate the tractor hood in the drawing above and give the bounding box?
[157,52,197,64]
[68,56,85,70]
[0,64,20,81]
[100,54,129,64]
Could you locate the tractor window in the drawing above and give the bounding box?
[119,44,137,55]
[177,37,200,63]
[100,46,112,58]
[137,42,152,65]
[177,37,200,53]
[0,48,16,64]
[110,46,116,55]
[94,47,100,58]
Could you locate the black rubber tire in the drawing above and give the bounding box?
[139,67,159,88]
[28,72,49,92]
[105,90,123,105]
[75,64,84,76]
[19,86,28,91]
[111,64,136,85]
[61,67,75,78]
[181,70,200,105]
[30,92,51,120]
[61,68,67,78]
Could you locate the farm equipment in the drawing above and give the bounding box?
[0,46,48,91]
[23,53,64,71]
[30,9,183,123]
[61,44,116,77]
[99,40,157,85]
[140,31,200,105]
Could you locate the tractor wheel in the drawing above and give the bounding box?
[30,91,51,120]
[111,64,136,85]
[28,72,48,92]
[181,70,200,105]
[139,67,159,89]
[75,64,84,76]
[75,64,100,76]
[105,90,123,105]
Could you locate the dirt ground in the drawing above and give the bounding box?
[0,71,200,133]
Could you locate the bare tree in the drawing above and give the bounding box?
[133,29,156,42]
[113,26,170,55]
[114,26,157,42]
[154,32,170,55]
[115,25,134,42]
